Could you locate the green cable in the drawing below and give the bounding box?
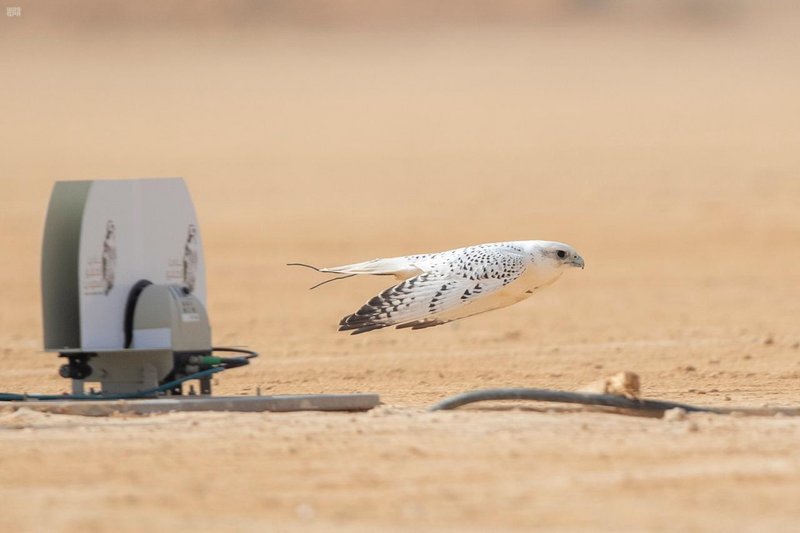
[0,366,225,402]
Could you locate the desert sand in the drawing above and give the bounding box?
[1,2,800,531]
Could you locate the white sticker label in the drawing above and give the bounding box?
[179,299,201,322]
[132,327,172,349]
[169,285,201,322]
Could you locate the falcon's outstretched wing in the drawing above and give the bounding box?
[338,267,525,335]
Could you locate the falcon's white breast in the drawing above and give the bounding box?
[294,240,584,334]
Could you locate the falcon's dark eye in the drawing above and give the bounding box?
[556,250,567,259]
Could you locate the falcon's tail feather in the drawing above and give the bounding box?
[286,262,323,272]
[319,257,421,278]
[287,263,358,290]
[289,257,423,281]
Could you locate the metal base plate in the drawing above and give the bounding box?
[9,394,381,416]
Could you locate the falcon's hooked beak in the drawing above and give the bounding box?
[570,255,585,269]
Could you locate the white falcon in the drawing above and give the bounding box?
[291,240,584,334]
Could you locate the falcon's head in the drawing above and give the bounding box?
[530,241,585,270]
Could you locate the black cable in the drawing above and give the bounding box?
[212,346,259,359]
[428,387,800,417]
[428,388,718,413]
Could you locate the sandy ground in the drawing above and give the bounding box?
[2,3,800,531]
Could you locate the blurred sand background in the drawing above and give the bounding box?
[1,1,800,531]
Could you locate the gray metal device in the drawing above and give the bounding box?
[38,178,380,412]
[42,178,215,395]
